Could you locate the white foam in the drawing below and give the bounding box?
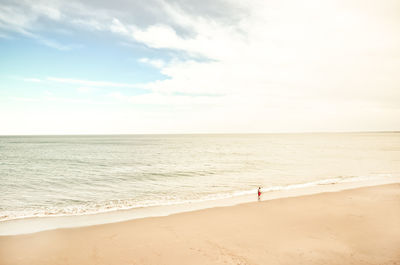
[1,174,399,236]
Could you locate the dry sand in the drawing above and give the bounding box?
[1,183,399,265]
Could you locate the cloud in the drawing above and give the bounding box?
[138,57,165,68]
[76,87,96,93]
[36,37,82,51]
[10,95,110,105]
[0,32,12,39]
[10,96,40,102]
[22,78,41,82]
[131,0,400,105]
[4,0,399,102]
[107,91,222,106]
[47,77,140,88]
[0,0,244,51]
[1,0,400,133]
[0,2,81,50]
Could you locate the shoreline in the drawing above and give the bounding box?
[1,176,399,236]
[1,183,399,265]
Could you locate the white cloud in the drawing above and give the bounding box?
[110,18,130,35]
[76,87,96,93]
[10,95,110,105]
[71,18,107,31]
[36,37,82,51]
[32,5,62,21]
[0,2,80,50]
[128,0,400,106]
[106,0,399,132]
[107,91,221,106]
[1,0,400,133]
[22,78,42,83]
[10,97,40,102]
[47,77,140,88]
[139,57,165,68]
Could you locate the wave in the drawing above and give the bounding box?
[0,174,396,222]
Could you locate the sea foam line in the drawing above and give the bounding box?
[0,174,396,223]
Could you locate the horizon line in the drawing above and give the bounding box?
[0,130,399,137]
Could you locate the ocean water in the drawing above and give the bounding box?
[1,133,400,224]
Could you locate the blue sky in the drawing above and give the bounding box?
[0,0,399,134]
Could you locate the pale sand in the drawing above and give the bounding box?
[1,184,399,265]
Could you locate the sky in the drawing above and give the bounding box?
[0,0,399,135]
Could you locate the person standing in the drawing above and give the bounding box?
[258,187,262,201]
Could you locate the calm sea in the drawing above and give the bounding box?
[1,133,399,222]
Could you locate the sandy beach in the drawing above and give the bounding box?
[1,183,399,265]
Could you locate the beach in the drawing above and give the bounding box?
[1,183,399,265]
[2,0,399,263]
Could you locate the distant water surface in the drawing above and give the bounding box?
[1,133,399,221]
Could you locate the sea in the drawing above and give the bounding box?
[1,132,399,234]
